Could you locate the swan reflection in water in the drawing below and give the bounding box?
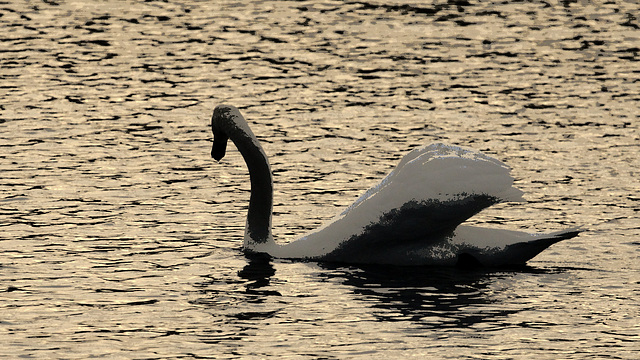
[235,256,529,328]
[211,105,580,267]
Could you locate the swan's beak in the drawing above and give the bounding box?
[211,133,228,161]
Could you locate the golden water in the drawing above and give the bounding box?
[1,1,638,358]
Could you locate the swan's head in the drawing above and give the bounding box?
[210,104,263,162]
[210,105,238,161]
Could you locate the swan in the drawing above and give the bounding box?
[210,105,580,267]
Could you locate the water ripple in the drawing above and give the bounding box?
[1,0,639,358]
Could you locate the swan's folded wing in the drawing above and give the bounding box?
[291,144,524,260]
[324,193,502,261]
[336,143,523,237]
[358,194,502,244]
[341,143,523,216]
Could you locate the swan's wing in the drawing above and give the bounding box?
[337,143,524,238]
[286,143,524,260]
[321,194,504,264]
[342,143,523,215]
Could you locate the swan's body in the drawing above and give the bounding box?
[211,105,580,267]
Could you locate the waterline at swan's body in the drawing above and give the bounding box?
[211,105,580,267]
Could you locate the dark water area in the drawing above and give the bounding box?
[1,0,639,358]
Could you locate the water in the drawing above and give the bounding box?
[1,0,638,358]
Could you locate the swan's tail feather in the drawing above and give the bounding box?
[499,227,583,266]
[541,227,583,242]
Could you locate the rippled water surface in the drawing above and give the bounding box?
[1,0,639,358]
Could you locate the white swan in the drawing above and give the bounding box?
[210,105,580,267]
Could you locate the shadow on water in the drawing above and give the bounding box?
[317,262,522,328]
[237,252,279,296]
[192,254,586,349]
[233,254,570,329]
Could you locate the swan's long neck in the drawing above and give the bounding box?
[238,133,273,247]
[213,106,274,248]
